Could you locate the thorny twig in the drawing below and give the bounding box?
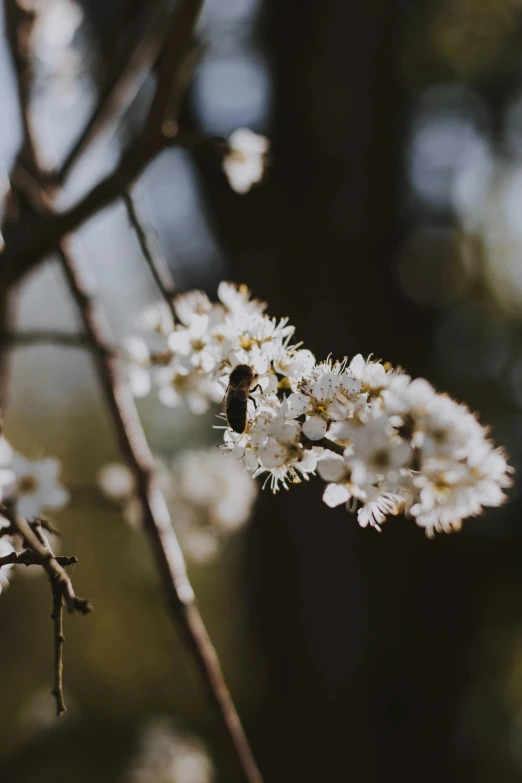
[51,584,66,716]
[1,1,264,780]
[4,511,92,615]
[123,191,177,322]
[0,516,62,538]
[0,550,76,568]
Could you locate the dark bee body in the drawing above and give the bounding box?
[223,364,259,433]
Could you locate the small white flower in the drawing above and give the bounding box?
[157,361,214,414]
[174,290,213,325]
[223,129,269,194]
[287,367,362,440]
[341,416,411,487]
[357,490,405,530]
[122,336,152,398]
[138,302,175,337]
[217,281,266,316]
[9,454,69,519]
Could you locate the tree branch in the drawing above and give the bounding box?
[0,0,204,287]
[55,1,170,184]
[2,331,91,349]
[0,550,77,568]
[1,1,263,778]
[3,0,41,176]
[123,191,177,322]
[57,244,263,783]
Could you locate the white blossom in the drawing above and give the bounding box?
[99,448,258,562]
[122,336,152,398]
[0,440,69,597]
[223,129,269,194]
[126,717,214,783]
[97,462,134,500]
[7,453,69,519]
[121,283,513,536]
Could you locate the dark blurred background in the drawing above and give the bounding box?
[2,0,522,781]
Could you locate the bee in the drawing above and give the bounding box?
[223,364,261,433]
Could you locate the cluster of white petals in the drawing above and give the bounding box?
[0,436,69,594]
[121,283,513,537]
[98,446,257,562]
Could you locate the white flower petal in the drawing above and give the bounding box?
[322,482,351,508]
[302,416,327,441]
[128,365,151,398]
[317,455,345,482]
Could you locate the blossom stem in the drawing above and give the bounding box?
[123,191,177,323]
[311,437,345,456]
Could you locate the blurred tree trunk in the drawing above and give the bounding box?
[195,1,494,781]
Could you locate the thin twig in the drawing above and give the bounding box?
[55,1,170,184]
[51,583,66,716]
[2,331,91,349]
[4,510,91,614]
[0,517,62,538]
[312,437,345,456]
[123,191,177,322]
[57,244,263,783]
[0,550,77,568]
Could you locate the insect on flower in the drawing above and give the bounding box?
[222,365,261,433]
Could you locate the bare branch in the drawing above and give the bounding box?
[0,550,77,568]
[51,584,66,716]
[0,0,203,288]
[3,0,41,175]
[2,331,91,349]
[123,191,177,322]
[57,244,263,783]
[55,1,170,184]
[1,1,263,778]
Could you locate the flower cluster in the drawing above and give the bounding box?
[99,447,257,562]
[0,437,69,594]
[122,283,513,537]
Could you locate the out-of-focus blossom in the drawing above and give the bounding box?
[98,448,257,561]
[10,453,69,520]
[222,128,269,194]
[126,717,214,783]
